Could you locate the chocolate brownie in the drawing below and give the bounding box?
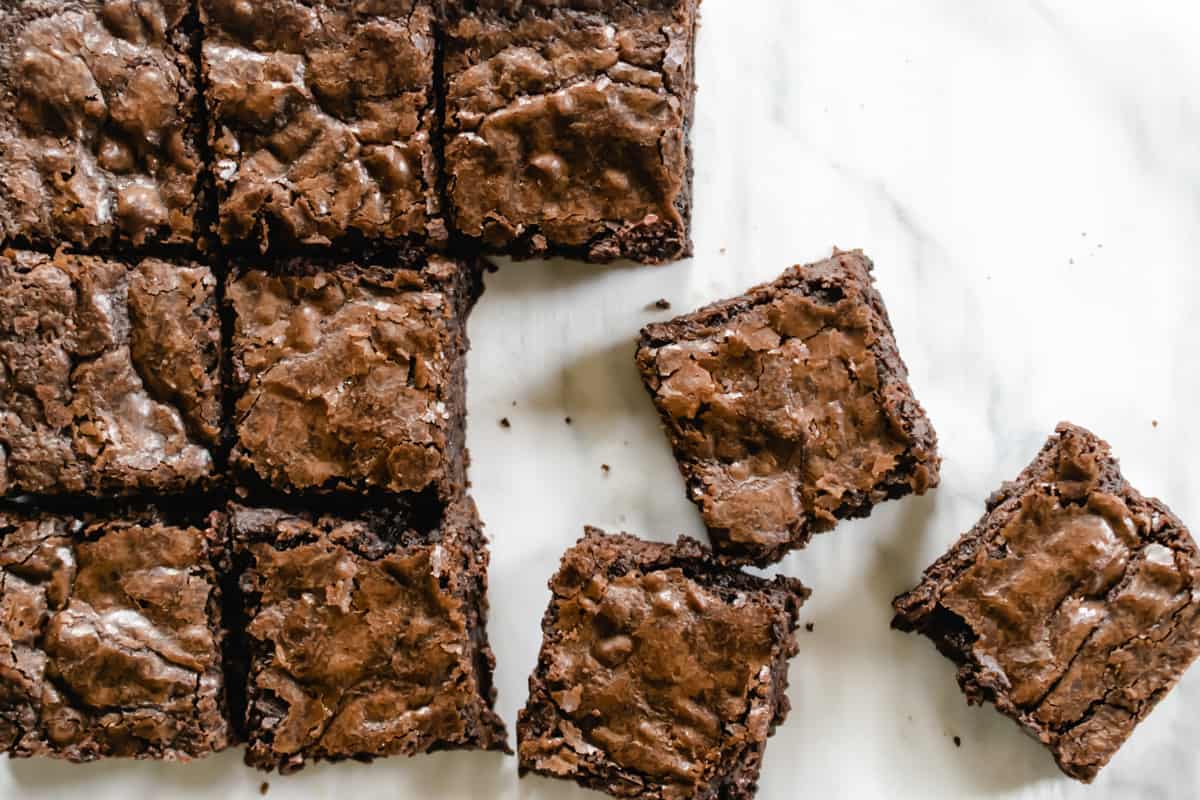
[0,250,221,497]
[0,505,232,760]
[200,0,443,256]
[636,251,940,565]
[442,0,700,264]
[518,528,808,800]
[0,0,203,251]
[229,497,508,773]
[227,255,480,499]
[893,423,1200,782]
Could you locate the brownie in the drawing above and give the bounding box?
[226,255,481,499]
[517,528,808,800]
[200,0,443,256]
[893,423,1200,782]
[0,250,221,497]
[636,250,940,565]
[442,0,700,264]
[229,497,509,773]
[0,0,203,251]
[0,505,232,760]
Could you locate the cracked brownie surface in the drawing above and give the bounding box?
[518,529,808,800]
[636,251,940,565]
[200,0,442,256]
[0,507,231,761]
[442,0,699,263]
[0,0,203,251]
[230,498,509,773]
[0,250,221,496]
[893,423,1200,782]
[227,256,479,498]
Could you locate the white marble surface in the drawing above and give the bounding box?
[4,1,1200,798]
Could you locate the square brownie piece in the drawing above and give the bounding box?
[518,529,808,800]
[200,0,443,256]
[226,255,481,499]
[893,423,1200,782]
[0,505,232,760]
[0,0,203,251]
[229,497,508,773]
[442,0,699,264]
[0,250,221,496]
[636,251,940,565]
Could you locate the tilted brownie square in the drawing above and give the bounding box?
[893,423,1200,782]
[229,497,508,773]
[0,505,232,761]
[0,250,221,497]
[200,0,443,256]
[636,251,940,565]
[0,0,204,251]
[442,0,700,264]
[518,529,808,800]
[227,255,481,499]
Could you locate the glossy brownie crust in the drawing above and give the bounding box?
[0,0,203,251]
[893,423,1200,782]
[0,250,221,497]
[227,256,480,499]
[201,0,443,256]
[230,498,508,773]
[518,529,808,800]
[636,251,940,565]
[0,506,232,761]
[442,0,699,263]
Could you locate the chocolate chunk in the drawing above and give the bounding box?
[0,250,221,496]
[893,423,1200,782]
[636,250,940,565]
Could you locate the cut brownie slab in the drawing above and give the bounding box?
[518,529,808,800]
[227,255,481,499]
[893,423,1200,782]
[229,497,508,773]
[636,251,940,565]
[0,0,203,251]
[200,0,443,256]
[442,0,700,264]
[0,506,231,760]
[0,250,221,496]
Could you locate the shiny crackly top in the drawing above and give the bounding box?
[229,262,463,495]
[0,0,201,248]
[0,251,220,495]
[202,0,441,251]
[443,0,694,259]
[0,511,228,758]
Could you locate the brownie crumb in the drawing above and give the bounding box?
[1153,420,1160,428]
[260,783,270,795]
[500,418,512,429]
[953,737,962,749]
[565,417,573,425]
[804,622,815,633]
[649,298,672,310]
[601,464,611,475]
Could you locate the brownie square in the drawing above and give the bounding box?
[229,497,508,773]
[0,505,232,761]
[893,423,1200,782]
[200,0,443,256]
[518,528,808,800]
[0,250,221,497]
[0,0,203,251]
[636,251,940,565]
[442,0,699,264]
[227,255,480,499]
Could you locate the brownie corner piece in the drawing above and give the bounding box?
[517,528,807,800]
[442,0,700,264]
[636,250,940,565]
[0,505,232,761]
[199,0,442,255]
[893,422,1200,782]
[230,497,508,773]
[227,254,480,499]
[0,0,203,251]
[0,250,222,497]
